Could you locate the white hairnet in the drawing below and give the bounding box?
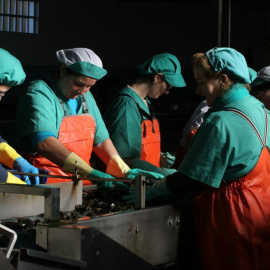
[56,48,103,68]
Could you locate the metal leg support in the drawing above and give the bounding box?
[134,174,146,210]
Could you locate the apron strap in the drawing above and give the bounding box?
[81,95,89,114]
[58,98,66,116]
[226,108,268,147]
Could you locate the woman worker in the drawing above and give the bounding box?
[0,48,39,185]
[171,67,256,169]
[123,47,270,269]
[103,53,186,176]
[15,48,162,186]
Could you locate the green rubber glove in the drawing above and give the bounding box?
[89,169,115,188]
[89,169,129,189]
[160,168,177,177]
[125,168,164,180]
[160,152,176,168]
[131,158,176,177]
[122,179,172,204]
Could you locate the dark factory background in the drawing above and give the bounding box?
[1,0,270,152]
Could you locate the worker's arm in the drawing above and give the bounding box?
[93,138,118,165]
[125,157,177,177]
[37,137,115,187]
[36,136,71,167]
[93,138,164,180]
[123,172,201,204]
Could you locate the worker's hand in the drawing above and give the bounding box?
[160,168,177,177]
[125,169,164,180]
[89,169,115,188]
[89,170,130,189]
[122,178,172,204]
[13,157,40,185]
[160,152,176,168]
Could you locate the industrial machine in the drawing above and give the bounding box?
[0,174,182,270]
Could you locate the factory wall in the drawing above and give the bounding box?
[0,0,270,150]
[0,1,269,68]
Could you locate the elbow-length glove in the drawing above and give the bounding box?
[63,152,128,188]
[106,155,164,180]
[0,142,39,185]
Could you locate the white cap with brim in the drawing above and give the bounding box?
[136,53,186,88]
[250,65,270,88]
[56,48,107,80]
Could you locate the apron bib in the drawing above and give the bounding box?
[193,108,270,270]
[140,118,161,167]
[28,93,95,185]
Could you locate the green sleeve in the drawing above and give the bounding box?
[16,80,63,151]
[179,118,229,188]
[84,91,109,146]
[103,96,142,158]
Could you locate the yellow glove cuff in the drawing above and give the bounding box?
[6,172,26,185]
[63,152,93,176]
[106,155,130,178]
[0,142,21,169]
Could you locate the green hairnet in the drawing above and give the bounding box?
[0,48,26,86]
[206,47,251,84]
[136,53,186,87]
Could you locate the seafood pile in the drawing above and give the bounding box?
[74,186,133,218]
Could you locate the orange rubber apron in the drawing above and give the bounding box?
[140,117,161,167]
[193,108,270,270]
[28,96,95,185]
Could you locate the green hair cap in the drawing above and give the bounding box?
[0,48,26,86]
[136,53,186,87]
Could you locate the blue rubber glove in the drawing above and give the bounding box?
[13,157,40,185]
[122,179,172,204]
[125,168,164,180]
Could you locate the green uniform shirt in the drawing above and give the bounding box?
[103,86,151,158]
[16,78,109,152]
[179,85,270,188]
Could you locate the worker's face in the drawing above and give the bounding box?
[59,74,97,99]
[253,89,270,110]
[194,66,221,107]
[0,84,11,101]
[148,74,172,99]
